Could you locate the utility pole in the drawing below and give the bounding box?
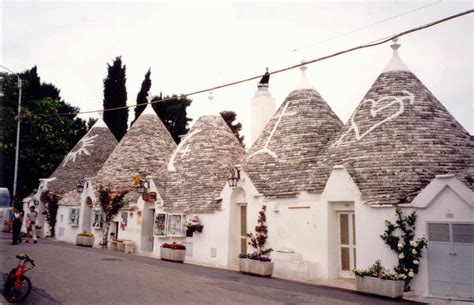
[0,65,22,199]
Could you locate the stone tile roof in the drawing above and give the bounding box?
[46,121,117,205]
[310,70,474,205]
[93,107,176,204]
[58,191,80,206]
[163,115,245,213]
[243,89,343,198]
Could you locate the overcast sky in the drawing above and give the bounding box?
[1,0,472,146]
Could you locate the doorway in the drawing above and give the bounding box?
[240,204,247,254]
[427,222,473,299]
[140,207,155,252]
[338,212,356,278]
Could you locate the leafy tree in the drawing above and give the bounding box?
[96,185,130,248]
[132,68,151,125]
[0,67,87,200]
[103,56,128,141]
[220,111,244,145]
[87,117,98,129]
[151,94,192,144]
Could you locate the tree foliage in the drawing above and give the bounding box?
[96,184,130,248]
[103,56,128,141]
[240,205,273,261]
[0,67,87,200]
[220,111,244,145]
[132,68,151,125]
[151,94,192,144]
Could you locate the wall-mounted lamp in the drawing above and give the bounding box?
[228,166,240,188]
[76,180,84,193]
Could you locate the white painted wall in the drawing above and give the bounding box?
[322,167,474,297]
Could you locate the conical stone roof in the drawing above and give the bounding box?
[94,105,176,200]
[243,66,343,198]
[311,41,474,205]
[48,119,117,199]
[163,115,245,213]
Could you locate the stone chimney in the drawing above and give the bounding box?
[250,68,276,146]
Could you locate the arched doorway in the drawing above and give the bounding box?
[228,187,248,268]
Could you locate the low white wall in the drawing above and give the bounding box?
[55,205,81,243]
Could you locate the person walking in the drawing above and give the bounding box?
[11,207,23,245]
[26,205,38,244]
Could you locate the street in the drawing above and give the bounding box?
[0,233,421,305]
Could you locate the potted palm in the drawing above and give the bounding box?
[76,231,95,247]
[354,260,406,298]
[239,205,273,277]
[160,242,186,263]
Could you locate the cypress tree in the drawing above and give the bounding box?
[220,110,244,145]
[103,56,128,141]
[152,94,192,144]
[132,68,152,125]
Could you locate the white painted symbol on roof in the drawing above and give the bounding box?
[246,100,296,161]
[179,145,191,159]
[333,90,415,147]
[168,129,202,172]
[63,134,98,166]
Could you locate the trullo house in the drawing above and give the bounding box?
[308,40,473,299]
[24,119,117,240]
[88,102,177,249]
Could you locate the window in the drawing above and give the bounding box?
[68,207,80,226]
[91,208,104,229]
[168,214,185,237]
[153,213,186,237]
[154,213,168,236]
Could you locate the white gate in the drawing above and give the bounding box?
[427,222,474,300]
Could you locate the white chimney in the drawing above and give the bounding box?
[250,68,276,146]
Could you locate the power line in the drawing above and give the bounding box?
[22,9,474,117]
[291,0,442,53]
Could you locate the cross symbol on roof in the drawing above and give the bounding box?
[246,101,297,160]
[179,144,191,159]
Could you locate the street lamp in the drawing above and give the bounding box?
[76,181,84,193]
[0,65,22,198]
[228,166,240,188]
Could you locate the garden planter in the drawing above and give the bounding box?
[355,275,404,298]
[239,258,274,277]
[76,235,95,247]
[160,248,186,263]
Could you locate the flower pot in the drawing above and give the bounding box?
[86,197,93,207]
[160,248,186,263]
[355,275,404,298]
[76,235,95,247]
[239,258,274,277]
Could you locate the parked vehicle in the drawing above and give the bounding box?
[2,253,35,303]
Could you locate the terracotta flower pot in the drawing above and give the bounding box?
[86,197,93,207]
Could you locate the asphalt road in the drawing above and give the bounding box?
[0,233,423,305]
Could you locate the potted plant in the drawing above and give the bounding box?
[354,260,406,298]
[239,205,273,277]
[160,242,186,263]
[185,215,204,235]
[76,231,95,247]
[3,219,12,232]
[86,196,93,207]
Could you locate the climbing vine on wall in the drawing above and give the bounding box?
[42,190,61,237]
[380,207,428,290]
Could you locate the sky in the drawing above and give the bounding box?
[1,0,473,147]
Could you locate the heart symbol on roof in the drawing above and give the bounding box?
[334,90,415,146]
